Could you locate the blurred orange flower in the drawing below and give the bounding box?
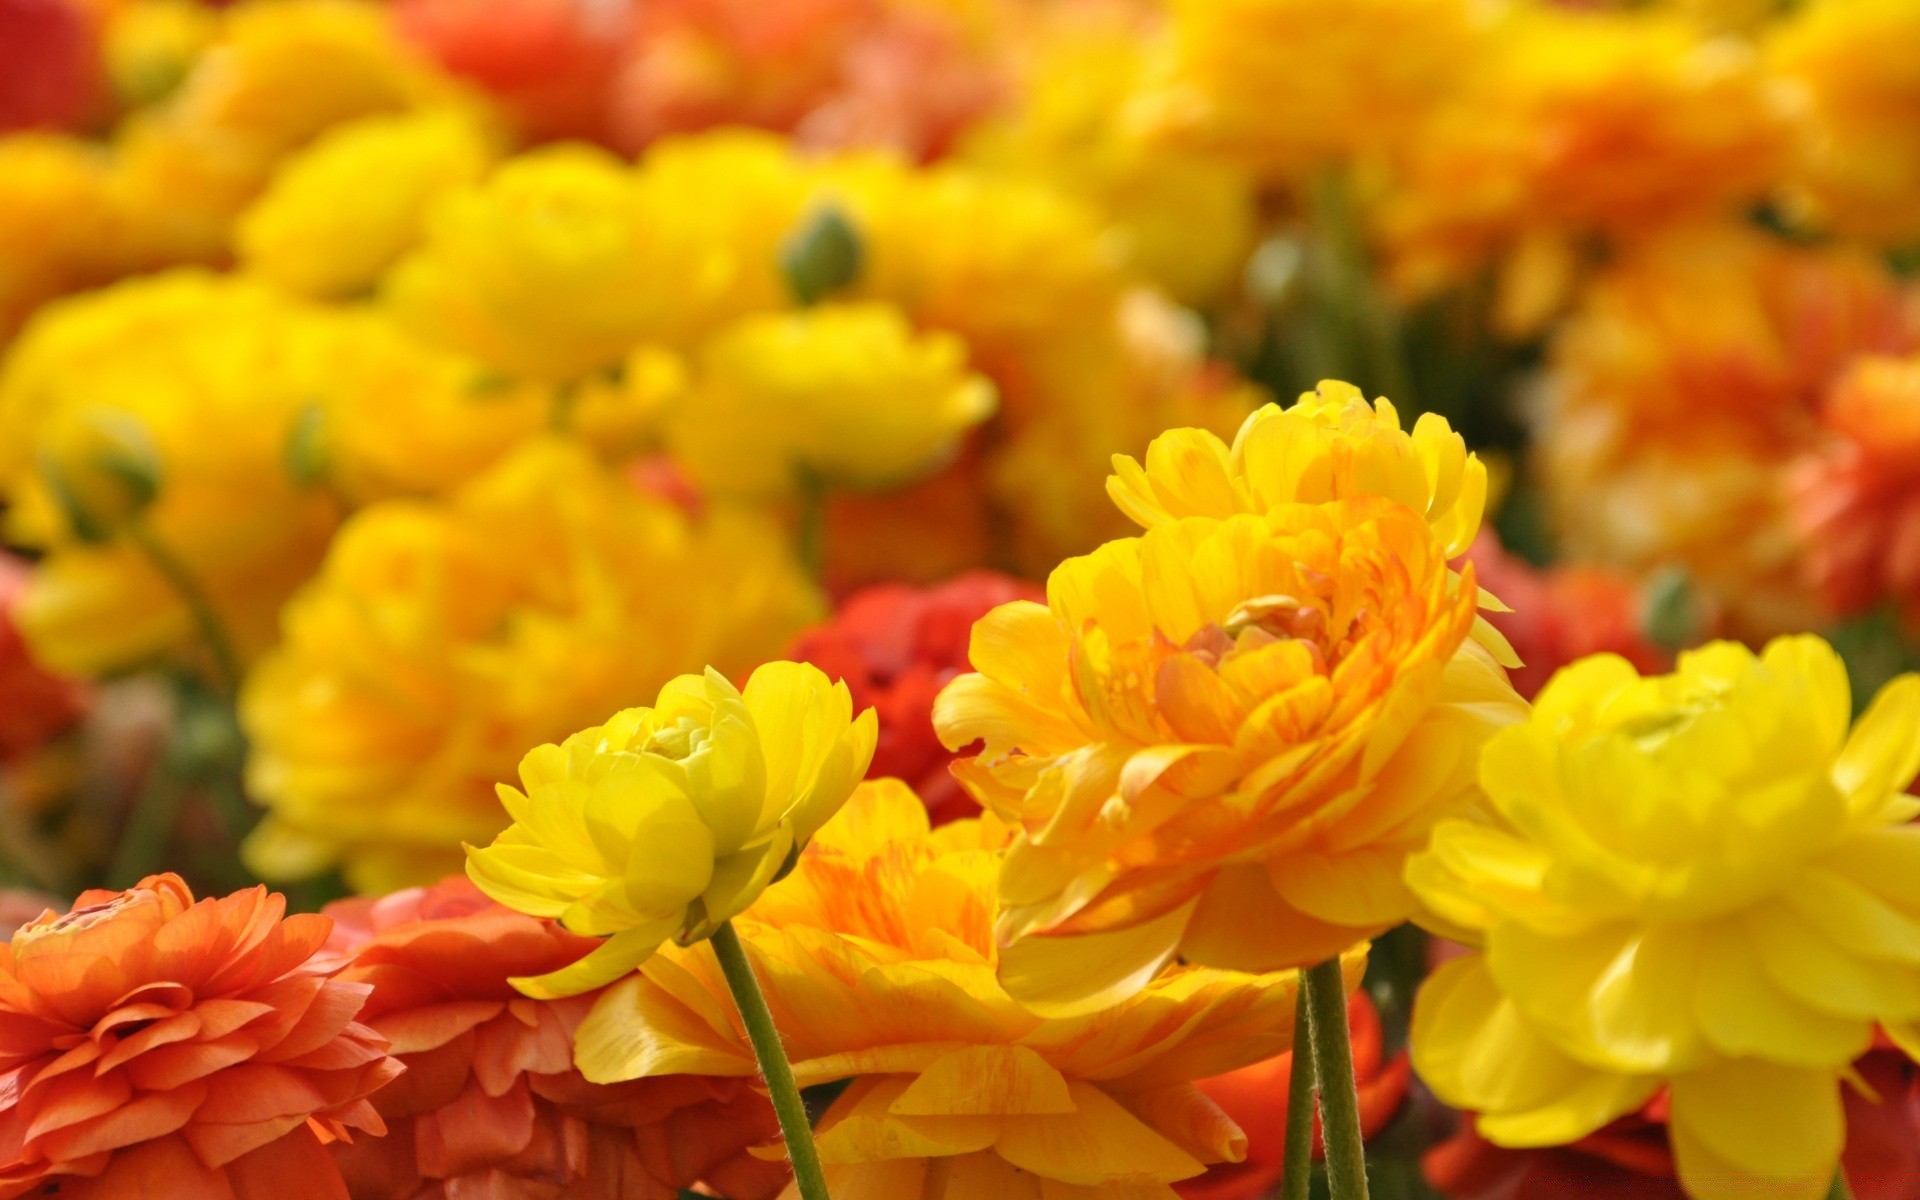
[323,876,787,1200]
[1794,354,1920,623]
[1176,990,1410,1200]
[787,571,1042,824]
[0,874,400,1199]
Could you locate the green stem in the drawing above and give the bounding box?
[107,754,185,888]
[1280,991,1318,1200]
[794,468,828,582]
[1305,957,1371,1200]
[1830,1171,1854,1200]
[712,921,833,1200]
[1308,169,1414,407]
[127,523,239,697]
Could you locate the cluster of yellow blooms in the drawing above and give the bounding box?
[6,0,1920,1197]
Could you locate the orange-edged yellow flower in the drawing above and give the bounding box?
[0,270,343,677]
[1770,0,1920,246]
[937,493,1526,1016]
[1381,9,1787,330]
[465,659,877,998]
[0,874,402,1199]
[1408,637,1920,1200]
[324,875,789,1200]
[241,437,821,894]
[572,778,1339,1199]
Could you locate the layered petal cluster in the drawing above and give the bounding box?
[324,876,787,1200]
[788,571,1043,823]
[0,271,344,676]
[465,659,877,997]
[1382,10,1787,321]
[571,779,1320,1199]
[0,874,401,1199]
[937,387,1525,1015]
[1793,354,1920,624]
[1769,0,1920,246]
[235,108,497,301]
[1534,224,1920,640]
[663,301,997,499]
[241,438,821,892]
[1407,636,1920,1199]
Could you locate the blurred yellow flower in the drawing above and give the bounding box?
[240,438,821,894]
[665,302,997,500]
[237,109,497,300]
[0,134,113,339]
[1770,0,1920,245]
[1382,9,1787,326]
[0,271,341,677]
[573,778,1333,1198]
[466,660,877,998]
[1409,636,1920,1200]
[937,496,1524,1015]
[99,0,218,110]
[1137,0,1490,181]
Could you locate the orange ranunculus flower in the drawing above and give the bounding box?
[322,876,788,1200]
[936,487,1524,1014]
[1794,354,1920,625]
[0,874,402,1199]
[1176,989,1410,1200]
[787,571,1043,824]
[570,779,1327,1199]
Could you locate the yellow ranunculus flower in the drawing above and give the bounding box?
[937,493,1526,1016]
[240,438,822,893]
[664,302,997,500]
[465,661,877,999]
[571,778,1338,1198]
[236,109,497,300]
[1407,637,1920,1200]
[0,271,342,676]
[1108,380,1487,558]
[1769,0,1920,245]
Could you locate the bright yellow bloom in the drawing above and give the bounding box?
[937,492,1525,1015]
[237,109,496,300]
[0,271,342,676]
[1408,637,1920,1200]
[1137,0,1491,181]
[1108,380,1488,559]
[388,132,817,382]
[1382,9,1787,326]
[1770,0,1920,245]
[0,134,113,339]
[665,302,997,500]
[240,438,821,893]
[572,778,1336,1198]
[466,660,877,999]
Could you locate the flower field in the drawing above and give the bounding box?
[2,0,1920,1197]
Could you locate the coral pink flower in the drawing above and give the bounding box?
[1178,991,1411,1200]
[787,571,1041,823]
[324,876,786,1200]
[0,556,86,765]
[0,874,400,1199]
[1465,532,1669,698]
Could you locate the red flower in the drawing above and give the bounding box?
[0,874,400,1199]
[786,571,1041,823]
[324,876,787,1200]
[0,556,86,765]
[1426,1043,1920,1200]
[1467,532,1669,699]
[1177,991,1412,1200]
[0,0,98,133]
[394,0,630,141]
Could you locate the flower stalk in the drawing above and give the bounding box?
[712,920,833,1200]
[1304,957,1370,1200]
[1281,995,1318,1200]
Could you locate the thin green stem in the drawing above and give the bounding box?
[1305,957,1371,1200]
[793,468,828,582]
[1308,169,1414,407]
[107,756,185,888]
[1280,992,1318,1200]
[712,921,833,1200]
[127,523,238,697]
[1830,1171,1854,1200]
